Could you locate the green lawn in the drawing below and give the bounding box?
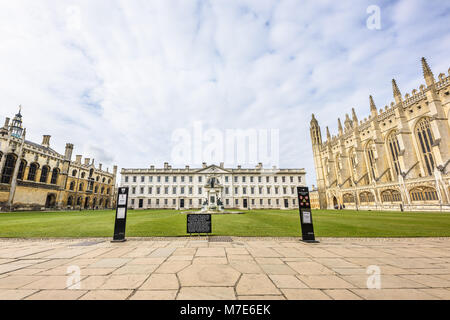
[0,209,449,238]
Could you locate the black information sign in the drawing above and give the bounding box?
[112,187,129,242]
[187,214,212,234]
[297,186,319,243]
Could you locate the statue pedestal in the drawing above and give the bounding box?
[204,185,222,212]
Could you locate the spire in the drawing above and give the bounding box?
[369,96,376,111]
[310,114,318,127]
[337,118,343,135]
[326,126,331,140]
[369,95,378,117]
[421,57,435,86]
[352,108,358,124]
[310,114,322,145]
[344,113,352,130]
[392,79,402,104]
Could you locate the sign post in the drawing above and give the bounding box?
[187,214,212,235]
[112,187,129,242]
[297,186,319,243]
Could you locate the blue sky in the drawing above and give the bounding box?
[0,0,449,185]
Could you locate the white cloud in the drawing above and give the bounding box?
[0,0,449,185]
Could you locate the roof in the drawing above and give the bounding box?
[25,140,60,156]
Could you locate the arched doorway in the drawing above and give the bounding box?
[45,193,57,208]
[333,196,338,209]
[84,197,90,209]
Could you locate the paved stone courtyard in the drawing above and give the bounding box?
[0,237,450,300]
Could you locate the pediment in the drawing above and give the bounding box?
[195,164,231,174]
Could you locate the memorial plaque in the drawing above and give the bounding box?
[297,186,318,243]
[118,194,127,206]
[112,187,129,242]
[187,214,212,234]
[302,210,312,224]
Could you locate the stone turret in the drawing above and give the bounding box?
[369,95,377,118]
[309,114,327,209]
[0,117,9,136]
[310,114,322,145]
[392,79,402,105]
[337,118,343,135]
[422,57,435,87]
[352,108,358,126]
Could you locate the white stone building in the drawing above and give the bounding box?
[121,163,306,210]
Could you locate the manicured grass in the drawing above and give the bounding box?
[0,209,449,238]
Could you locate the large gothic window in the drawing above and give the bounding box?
[17,160,27,180]
[50,168,59,184]
[343,193,355,203]
[348,148,357,181]
[1,154,17,184]
[387,132,401,178]
[40,166,50,183]
[381,189,402,202]
[334,154,341,180]
[415,118,435,176]
[366,141,377,181]
[27,163,38,181]
[410,187,438,202]
[359,191,375,203]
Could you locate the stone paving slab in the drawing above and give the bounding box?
[0,237,449,299]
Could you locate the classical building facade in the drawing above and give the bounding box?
[0,109,117,211]
[121,163,306,210]
[310,58,450,212]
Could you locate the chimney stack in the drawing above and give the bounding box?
[113,165,118,175]
[4,117,10,128]
[76,155,82,163]
[202,162,207,168]
[220,162,224,168]
[64,143,74,161]
[99,163,103,171]
[42,135,51,148]
[164,162,169,169]
[84,158,90,166]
